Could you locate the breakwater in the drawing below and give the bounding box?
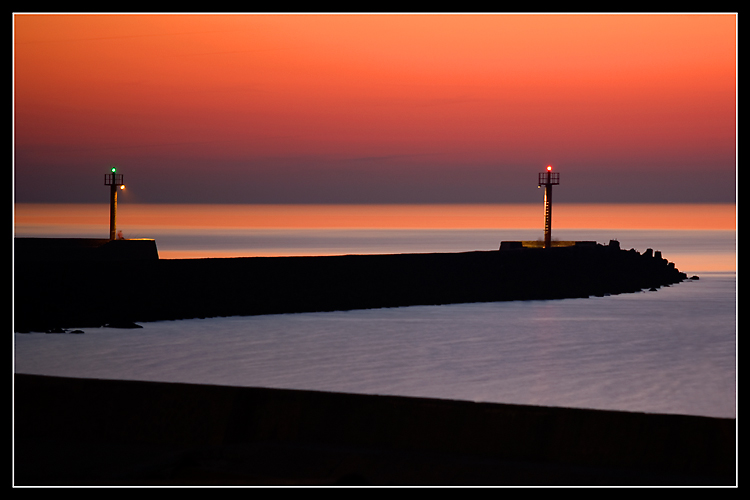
[13,373,735,485]
[14,240,687,332]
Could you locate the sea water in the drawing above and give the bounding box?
[14,273,735,419]
[13,227,736,419]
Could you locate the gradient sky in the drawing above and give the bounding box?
[13,13,736,204]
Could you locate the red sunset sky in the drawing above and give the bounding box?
[13,13,736,204]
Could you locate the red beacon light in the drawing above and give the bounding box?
[547,165,553,171]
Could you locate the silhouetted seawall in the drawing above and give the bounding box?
[14,243,686,332]
[13,374,734,485]
[14,237,159,262]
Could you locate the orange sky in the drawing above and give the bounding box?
[13,14,736,204]
[14,203,736,231]
[14,202,736,269]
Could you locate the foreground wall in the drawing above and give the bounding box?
[13,374,735,486]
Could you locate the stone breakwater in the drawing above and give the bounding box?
[14,242,686,332]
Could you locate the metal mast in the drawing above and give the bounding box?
[104,166,125,240]
[538,165,559,249]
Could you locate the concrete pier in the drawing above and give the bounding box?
[14,241,686,332]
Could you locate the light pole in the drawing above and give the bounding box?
[538,165,559,249]
[104,166,125,240]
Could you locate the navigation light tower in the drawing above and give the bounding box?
[104,166,125,240]
[538,165,559,249]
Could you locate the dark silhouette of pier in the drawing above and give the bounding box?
[14,238,686,332]
[15,165,687,332]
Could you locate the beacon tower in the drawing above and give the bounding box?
[104,166,125,240]
[538,165,559,249]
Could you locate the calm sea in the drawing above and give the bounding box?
[13,204,736,418]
